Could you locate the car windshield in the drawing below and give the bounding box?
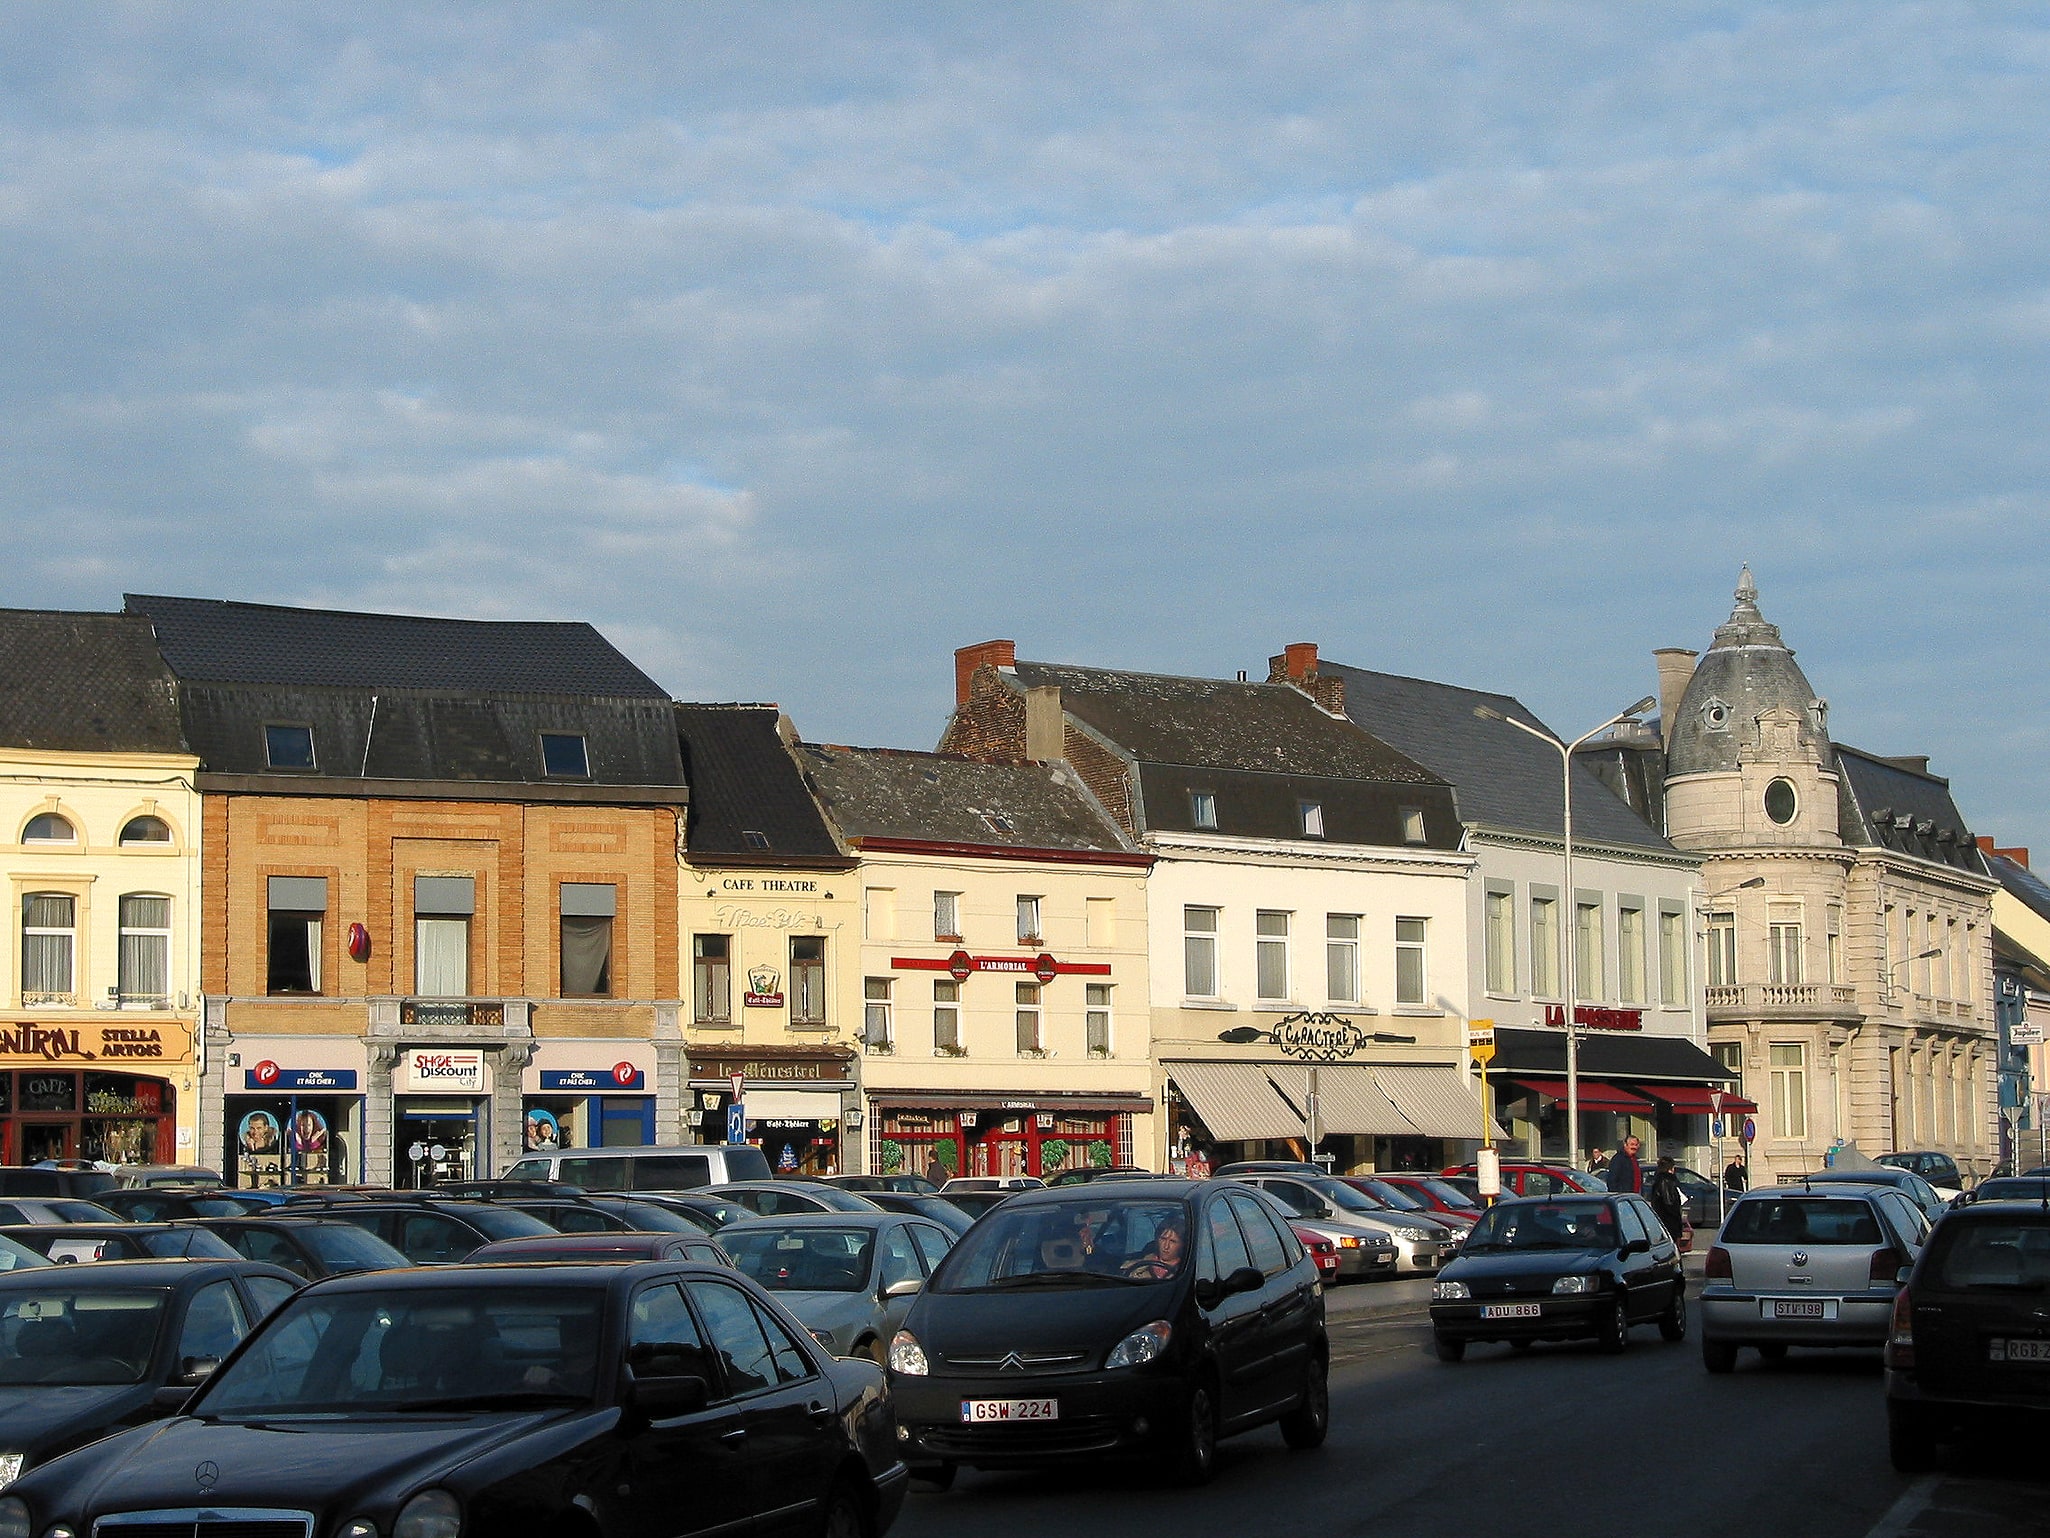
[462,1207,557,1241]
[1351,1180,1425,1210]
[725,1226,876,1292]
[52,1202,119,1221]
[1408,1178,1479,1210]
[1932,1219,2050,1291]
[1463,1200,1619,1253]
[297,1224,408,1270]
[1304,1180,1384,1214]
[1974,1179,2050,1203]
[0,1287,168,1384]
[1722,1198,1883,1245]
[197,1287,602,1417]
[145,1229,242,1259]
[936,1198,1191,1291]
[603,1202,698,1233]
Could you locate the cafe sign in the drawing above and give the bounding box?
[1542,1004,1644,1032]
[0,1020,193,1065]
[1270,1012,1375,1061]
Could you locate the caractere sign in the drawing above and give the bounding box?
[401,1050,485,1094]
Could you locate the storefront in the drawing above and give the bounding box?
[867,1092,1148,1181]
[0,1019,196,1170]
[223,1061,364,1188]
[1488,1025,1747,1169]
[522,1056,656,1153]
[686,1045,854,1177]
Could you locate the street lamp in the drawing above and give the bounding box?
[1217,1019,1417,1166]
[1475,695,1658,1171]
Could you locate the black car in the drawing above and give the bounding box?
[935,1190,1014,1221]
[496,1196,710,1236]
[1041,1166,1160,1187]
[824,1174,942,1196]
[887,1179,1327,1486]
[1428,1192,1687,1360]
[0,1169,118,1200]
[467,1232,735,1266]
[0,1199,119,1226]
[1886,1198,2050,1469]
[0,1258,302,1492]
[94,1189,269,1223]
[857,1192,975,1236]
[0,1224,243,1263]
[194,1217,412,1279]
[289,1198,557,1263]
[0,1260,908,1538]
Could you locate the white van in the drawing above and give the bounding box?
[502,1144,772,1191]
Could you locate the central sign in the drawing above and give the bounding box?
[1271,1011,1375,1061]
[892,951,1113,983]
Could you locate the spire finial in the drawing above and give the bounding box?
[1736,563,1757,603]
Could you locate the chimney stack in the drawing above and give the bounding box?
[1025,685,1065,763]
[954,639,1016,704]
[1283,641,1318,682]
[1977,835,2030,868]
[1653,648,1698,749]
[1266,641,1345,716]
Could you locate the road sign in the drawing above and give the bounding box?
[726,1104,746,1144]
[1740,1117,1756,1145]
[1468,1020,1496,1063]
[2012,1019,2046,1046]
[1710,1117,1726,1139]
[1476,1146,1502,1200]
[407,1142,426,1163]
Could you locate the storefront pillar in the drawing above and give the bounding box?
[654,1003,686,1145]
[198,997,232,1179]
[365,1044,401,1186]
[489,1041,537,1177]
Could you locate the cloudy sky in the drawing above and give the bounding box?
[3,4,2047,844]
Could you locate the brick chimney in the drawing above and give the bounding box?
[1977,835,2030,868]
[1653,648,1697,749]
[954,639,1016,704]
[1266,641,1345,716]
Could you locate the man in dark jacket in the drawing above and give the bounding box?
[1647,1156,1687,1241]
[1605,1135,1644,1196]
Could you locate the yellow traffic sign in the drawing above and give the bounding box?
[1468,1018,1496,1063]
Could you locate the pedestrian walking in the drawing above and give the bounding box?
[1605,1134,1644,1195]
[1587,1146,1610,1176]
[1723,1155,1748,1194]
[1647,1155,1687,1242]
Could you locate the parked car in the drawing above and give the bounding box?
[0,1257,302,1493]
[289,1198,556,1264]
[1211,1161,1325,1178]
[501,1194,713,1235]
[193,1217,412,1279]
[857,1191,976,1235]
[1954,1176,2050,1209]
[0,1224,242,1263]
[0,1200,118,1226]
[0,1237,50,1273]
[1291,1224,1343,1282]
[707,1181,887,1218]
[1374,1174,1485,1224]
[824,1173,943,1196]
[724,1212,958,1362]
[1230,1174,1459,1275]
[1880,1150,1966,1199]
[601,1191,743,1234]
[1666,1166,1736,1230]
[108,1166,224,1190]
[93,1189,270,1223]
[500,1143,773,1190]
[0,1260,909,1538]
[469,1231,734,1266]
[1429,1192,1687,1360]
[1441,1162,1603,1198]
[1797,1167,1951,1225]
[887,1180,1328,1485]
[936,1190,1016,1221]
[1335,1176,1476,1236]
[0,1169,117,1200]
[1041,1166,1160,1186]
[1436,1174,1483,1205]
[1885,1197,2050,1468]
[1700,1182,1929,1372]
[941,1176,1044,1193]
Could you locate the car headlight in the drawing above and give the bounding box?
[393,1489,461,1538]
[0,1497,28,1538]
[1396,1227,1436,1242]
[1105,1321,1172,1370]
[888,1331,928,1376]
[0,1454,20,1491]
[1552,1274,1598,1295]
[1431,1279,1470,1301]
[338,1521,378,1538]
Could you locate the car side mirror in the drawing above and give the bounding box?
[151,1384,198,1414]
[1621,1238,1651,1256]
[883,1277,923,1299]
[179,1356,221,1383]
[629,1372,711,1420]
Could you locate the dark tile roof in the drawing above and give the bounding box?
[125,594,667,698]
[674,705,848,863]
[0,610,185,754]
[1009,660,1441,783]
[1327,663,1676,854]
[1988,851,2050,927]
[793,743,1136,854]
[1134,762,1463,850]
[1833,745,1987,875]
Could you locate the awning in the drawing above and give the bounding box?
[1632,1083,1759,1116]
[1166,1062,1304,1143]
[1502,1078,1655,1113]
[1266,1065,1413,1137]
[1376,1063,1507,1141]
[1491,1026,1737,1085]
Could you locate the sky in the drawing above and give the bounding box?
[3,4,2047,847]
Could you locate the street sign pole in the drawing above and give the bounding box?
[1468,1020,1496,1154]
[728,1072,747,1146]
[1711,1089,1727,1226]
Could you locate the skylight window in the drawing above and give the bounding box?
[264,724,317,771]
[540,732,590,778]
[1190,792,1218,830]
[742,830,771,851]
[979,811,1015,836]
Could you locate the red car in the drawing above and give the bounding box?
[1376,1174,1484,1226]
[1291,1223,1343,1281]
[1441,1162,1603,1198]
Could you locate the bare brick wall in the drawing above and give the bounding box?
[938,667,1135,834]
[1063,726,1134,833]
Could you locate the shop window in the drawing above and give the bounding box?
[790,937,826,1025]
[1395,917,1428,1006]
[413,877,474,998]
[1015,981,1043,1055]
[23,812,75,843]
[1256,911,1290,1000]
[117,894,171,1005]
[693,935,732,1023]
[864,978,893,1049]
[933,891,961,942]
[263,723,316,771]
[119,815,171,845]
[1016,895,1042,944]
[560,883,616,998]
[932,980,961,1054]
[265,877,326,995]
[22,892,77,1001]
[1086,983,1112,1057]
[1184,906,1220,998]
[539,732,590,778]
[1326,914,1360,1003]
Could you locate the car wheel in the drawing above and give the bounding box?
[1170,1382,1218,1486]
[1701,1339,1737,1374]
[1279,1354,1329,1450]
[1433,1334,1466,1363]
[1757,1343,1788,1363]
[819,1478,872,1538]
[1596,1298,1630,1354]
[1658,1287,1688,1343]
[1887,1404,1938,1473]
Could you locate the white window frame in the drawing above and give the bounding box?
[1016,894,1042,945]
[1706,912,1737,989]
[1484,886,1516,995]
[1658,904,1687,1005]
[1086,982,1112,1057]
[1617,901,1646,1005]
[1769,1042,1807,1140]
[1299,801,1325,838]
[1255,910,1291,1002]
[1325,914,1361,1004]
[693,934,732,1024]
[1826,904,1844,986]
[1184,906,1220,999]
[22,891,77,1002]
[790,936,827,1026]
[863,977,893,1049]
[932,979,961,1054]
[1190,792,1217,830]
[1015,981,1043,1055]
[1395,917,1428,1007]
[1530,889,1561,999]
[1575,898,1604,1001]
[1767,904,1803,987]
[933,890,961,942]
[117,893,172,1005]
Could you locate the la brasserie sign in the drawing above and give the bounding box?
[1542,1004,1643,1032]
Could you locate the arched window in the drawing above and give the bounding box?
[120,816,172,845]
[22,893,76,1001]
[23,813,76,843]
[118,894,172,1004]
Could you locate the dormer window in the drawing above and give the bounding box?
[540,732,590,778]
[1299,801,1325,838]
[22,813,75,843]
[1190,792,1218,830]
[979,811,1015,836]
[264,723,317,771]
[1400,806,1427,843]
[1699,696,1731,732]
[741,830,771,851]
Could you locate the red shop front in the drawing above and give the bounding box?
[869,1092,1148,1181]
[0,1069,176,1167]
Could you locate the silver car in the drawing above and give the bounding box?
[1699,1182,1929,1371]
[720,1211,957,1363]
[1231,1175,1459,1276]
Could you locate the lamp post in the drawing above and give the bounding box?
[1475,696,1657,1171]
[1217,1017,1417,1167]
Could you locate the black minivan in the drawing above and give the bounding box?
[886,1179,1327,1486]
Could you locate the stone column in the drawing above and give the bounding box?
[490,1039,536,1176]
[198,996,233,1181]
[365,1042,402,1187]
[654,1002,686,1147]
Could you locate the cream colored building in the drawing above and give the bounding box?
[0,613,204,1169]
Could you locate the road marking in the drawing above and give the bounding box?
[1861,1476,1936,1538]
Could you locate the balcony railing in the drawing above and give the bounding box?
[1706,983,1859,1015]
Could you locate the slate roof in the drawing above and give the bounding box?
[1667,567,1830,780]
[1987,852,2050,927]
[794,743,1137,854]
[125,594,667,698]
[1326,663,1676,854]
[0,610,185,754]
[1834,745,1988,875]
[674,705,847,863]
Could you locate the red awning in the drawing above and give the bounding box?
[1632,1083,1758,1115]
[1501,1078,1654,1113]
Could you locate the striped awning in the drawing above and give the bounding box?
[1376,1063,1506,1140]
[1266,1065,1415,1137]
[1165,1062,1304,1143]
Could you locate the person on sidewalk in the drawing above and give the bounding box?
[1646,1155,1687,1242]
[1723,1155,1748,1194]
[1605,1135,1644,1196]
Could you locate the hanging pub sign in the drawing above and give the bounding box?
[892,950,1112,985]
[1271,1012,1375,1060]
[1543,1004,1644,1032]
[743,966,785,1009]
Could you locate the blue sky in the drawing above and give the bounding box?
[3,4,2047,846]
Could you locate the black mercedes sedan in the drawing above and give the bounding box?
[1428,1192,1686,1360]
[0,1258,303,1494]
[887,1179,1328,1486]
[0,1260,908,1538]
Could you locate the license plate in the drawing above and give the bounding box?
[1481,1303,1541,1319]
[961,1398,1058,1423]
[1769,1298,1827,1320]
[1990,1338,2050,1363]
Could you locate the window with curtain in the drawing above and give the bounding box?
[1575,901,1603,1000]
[1529,895,1560,997]
[413,876,474,997]
[1326,914,1360,1003]
[1086,983,1112,1056]
[933,891,960,940]
[266,877,326,995]
[1184,906,1219,997]
[22,893,75,999]
[1659,907,1687,1004]
[1618,904,1646,1004]
[118,894,171,1003]
[119,815,171,845]
[1769,1043,1807,1140]
[1395,917,1428,1006]
[790,937,826,1025]
[1706,912,1736,988]
[1016,895,1042,943]
[1015,981,1042,1053]
[693,935,731,1023]
[1484,888,1516,994]
[559,883,616,997]
[1256,911,1290,1000]
[863,978,892,1047]
[932,980,961,1052]
[1767,904,1803,987]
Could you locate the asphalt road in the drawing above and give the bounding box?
[888,1289,2048,1538]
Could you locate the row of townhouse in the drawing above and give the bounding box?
[0,569,2001,1186]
